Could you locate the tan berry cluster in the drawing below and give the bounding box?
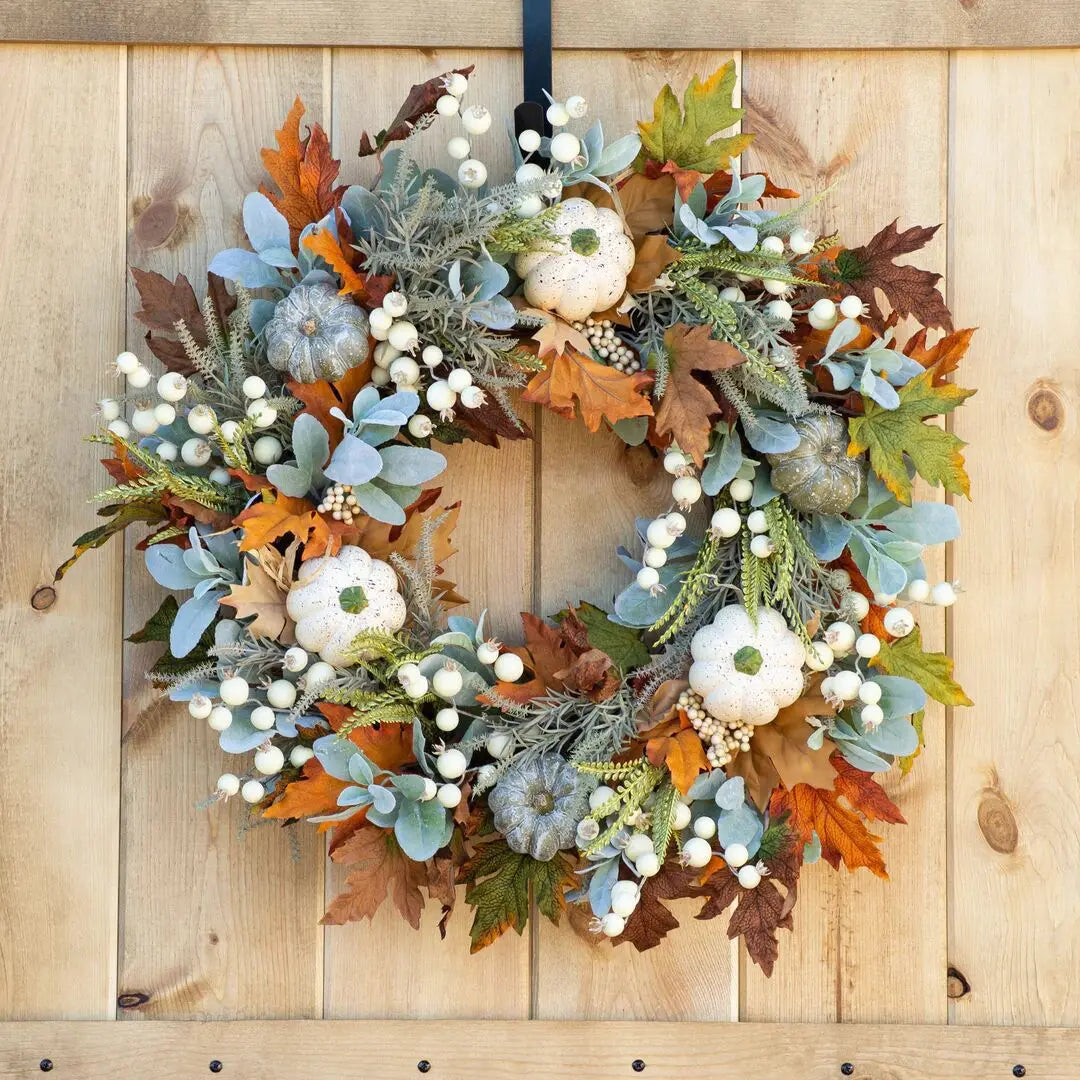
[572,317,641,373]
[679,688,753,769]
[317,483,359,525]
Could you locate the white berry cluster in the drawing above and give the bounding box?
[369,291,486,424]
[194,648,335,805]
[707,475,771,552]
[680,796,769,890]
[433,72,495,191]
[102,353,283,478]
[572,317,641,373]
[316,483,359,525]
[679,688,752,769]
[513,93,588,219]
[635,509,687,592]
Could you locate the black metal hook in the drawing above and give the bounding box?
[514,0,553,160]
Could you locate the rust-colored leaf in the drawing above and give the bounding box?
[287,364,374,450]
[903,326,976,385]
[770,784,888,878]
[260,97,345,246]
[656,323,745,466]
[323,826,427,929]
[263,758,348,821]
[646,716,709,796]
[830,751,906,825]
[234,491,338,558]
[626,234,681,294]
[357,66,475,157]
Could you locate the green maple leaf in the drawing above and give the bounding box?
[847,366,976,504]
[553,601,650,674]
[636,61,754,174]
[872,627,972,707]
[461,839,574,953]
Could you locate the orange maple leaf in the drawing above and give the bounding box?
[646,716,709,796]
[260,97,344,246]
[263,758,348,822]
[521,346,653,432]
[302,226,372,296]
[234,492,337,558]
[903,326,976,386]
[770,784,888,878]
[830,751,907,825]
[318,702,415,773]
[287,364,373,450]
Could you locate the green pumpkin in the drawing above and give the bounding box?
[488,754,590,862]
[265,282,370,383]
[767,411,862,515]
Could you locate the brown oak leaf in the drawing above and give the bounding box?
[323,826,427,929]
[612,865,698,951]
[903,326,976,385]
[656,323,744,466]
[219,545,296,643]
[836,220,952,333]
[260,97,345,247]
[644,713,709,796]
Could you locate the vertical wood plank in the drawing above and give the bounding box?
[949,49,1080,1027]
[534,50,741,1023]
[0,43,126,1021]
[323,48,532,1020]
[119,46,327,1020]
[739,49,949,1022]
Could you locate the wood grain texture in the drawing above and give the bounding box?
[0,43,126,1020]
[118,47,327,1020]
[323,47,531,1020]
[948,49,1080,1026]
[533,50,739,1022]
[740,49,950,1022]
[3,0,1079,48]
[3,1020,1080,1079]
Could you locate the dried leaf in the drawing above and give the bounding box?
[903,326,977,385]
[524,309,595,359]
[847,362,976,504]
[625,234,681,294]
[656,323,745,466]
[130,268,213,375]
[287,364,374,451]
[770,784,888,878]
[521,346,654,433]
[322,826,427,929]
[301,225,371,297]
[830,752,906,825]
[318,702,416,773]
[219,546,296,642]
[357,67,475,157]
[646,719,709,796]
[234,492,337,559]
[260,97,345,246]
[612,865,695,951]
[726,876,792,976]
[263,758,348,821]
[833,220,952,332]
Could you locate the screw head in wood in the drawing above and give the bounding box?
[417,1062,431,1073]
[39,1061,53,1073]
[841,1065,855,1076]
[209,1062,223,1073]
[1013,1068,1026,1078]
[632,1061,646,1072]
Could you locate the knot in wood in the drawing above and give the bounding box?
[978,790,1019,853]
[947,966,971,999]
[30,586,56,611]
[1026,384,1063,432]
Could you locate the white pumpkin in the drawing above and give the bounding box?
[688,605,806,726]
[514,197,635,321]
[286,545,406,667]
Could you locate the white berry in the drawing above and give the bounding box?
[107,419,131,439]
[518,128,541,153]
[241,779,265,804]
[589,785,615,812]
[432,664,464,700]
[435,93,459,116]
[156,440,178,462]
[209,467,231,486]
[156,372,187,401]
[220,420,240,442]
[436,748,467,779]
[426,380,456,412]
[408,414,434,439]
[187,404,216,435]
[242,375,267,399]
[99,398,122,421]
[905,578,932,603]
[446,367,473,393]
[711,507,742,538]
[609,889,638,918]
[804,640,834,672]
[266,679,298,708]
[729,477,753,502]
[546,102,570,127]
[387,320,419,352]
[115,350,141,374]
[672,475,702,506]
[254,745,284,775]
[549,131,581,164]
[663,450,687,474]
[746,509,769,534]
[624,833,654,861]
[217,773,241,796]
[839,295,865,319]
[457,159,488,188]
[485,731,513,759]
[636,566,660,589]
[253,435,282,465]
[153,402,176,427]
[760,235,785,256]
[180,438,211,467]
[764,299,793,322]
[825,621,857,655]
[564,95,587,119]
[475,641,500,666]
[848,592,871,620]
[445,72,469,97]
[761,278,789,296]
[860,703,885,729]
[693,816,717,840]
[459,385,485,409]
[493,652,525,682]
[808,298,838,330]
[207,705,233,732]
[369,307,392,334]
[418,777,438,802]
[724,842,749,868]
[389,356,421,385]
[682,836,713,868]
[671,802,692,831]
[737,864,762,889]
[600,912,626,937]
[750,534,775,558]
[646,518,677,549]
[437,784,462,809]
[831,670,863,702]
[788,228,816,255]
[858,681,882,705]
[855,633,881,659]
[635,852,661,878]
[931,581,958,607]
[218,676,249,706]
[445,135,471,160]
[460,105,492,135]
[883,607,916,638]
[250,705,276,731]
[188,694,213,720]
[643,546,667,569]
[435,707,460,732]
[290,746,315,768]
[131,406,159,435]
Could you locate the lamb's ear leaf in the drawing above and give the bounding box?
[351,481,406,525]
[324,433,383,485]
[376,444,446,485]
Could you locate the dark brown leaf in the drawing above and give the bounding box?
[358,66,475,157]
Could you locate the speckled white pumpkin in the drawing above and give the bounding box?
[285,545,406,667]
[688,605,806,726]
[514,198,635,321]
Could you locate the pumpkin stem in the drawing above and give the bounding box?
[300,317,318,336]
[338,585,369,614]
[733,645,763,676]
[570,227,600,257]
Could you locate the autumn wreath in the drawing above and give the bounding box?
[68,63,974,973]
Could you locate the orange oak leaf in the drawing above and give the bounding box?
[656,323,744,466]
[263,758,347,822]
[646,718,709,796]
[521,346,653,432]
[287,363,374,450]
[830,751,906,825]
[301,225,371,296]
[260,97,345,246]
[234,492,337,558]
[770,784,888,878]
[903,326,976,386]
[322,825,427,929]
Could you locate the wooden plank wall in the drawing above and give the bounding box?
[0,23,1078,1058]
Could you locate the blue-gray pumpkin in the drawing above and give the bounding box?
[265,282,370,383]
[766,412,861,514]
